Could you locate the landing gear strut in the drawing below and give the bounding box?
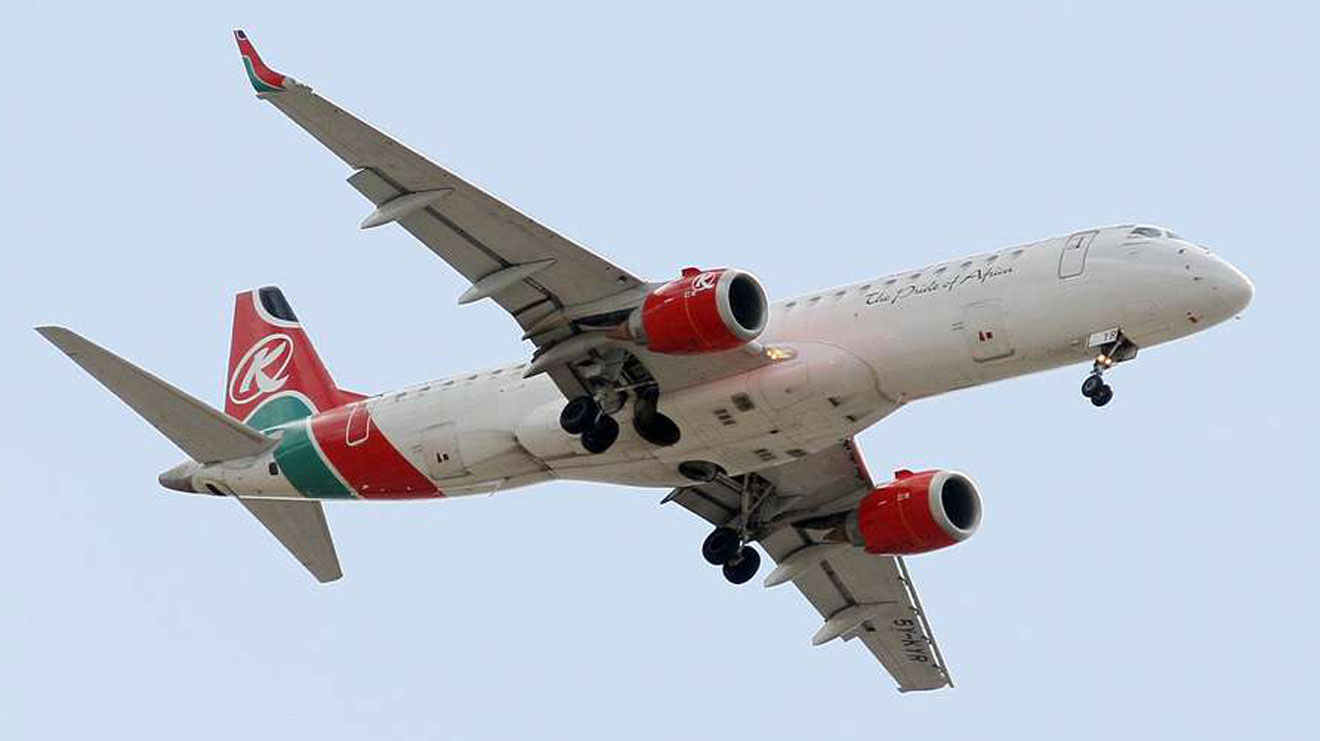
[1081,331,1136,408]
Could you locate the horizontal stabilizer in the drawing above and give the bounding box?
[240,499,342,583]
[36,326,274,463]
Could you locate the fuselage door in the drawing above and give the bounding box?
[1058,230,1098,278]
[963,300,1015,362]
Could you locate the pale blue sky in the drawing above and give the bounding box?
[2,2,1315,738]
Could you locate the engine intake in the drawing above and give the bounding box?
[845,469,982,555]
[619,268,768,355]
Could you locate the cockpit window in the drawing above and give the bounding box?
[1130,226,1163,239]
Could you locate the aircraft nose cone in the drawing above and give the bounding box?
[1217,259,1254,316]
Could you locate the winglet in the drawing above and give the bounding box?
[233,29,299,93]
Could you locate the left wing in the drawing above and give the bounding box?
[667,440,954,691]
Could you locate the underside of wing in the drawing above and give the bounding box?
[667,439,954,692]
[233,30,772,403]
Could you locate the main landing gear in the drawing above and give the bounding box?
[702,527,762,584]
[559,395,619,453]
[1081,331,1137,408]
[684,462,769,585]
[560,386,681,455]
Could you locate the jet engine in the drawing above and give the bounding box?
[844,469,982,555]
[615,268,768,354]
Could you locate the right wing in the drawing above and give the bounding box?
[233,32,642,340]
[232,30,770,398]
[667,440,954,692]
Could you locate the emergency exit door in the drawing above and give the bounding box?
[963,300,1014,362]
[1059,230,1097,278]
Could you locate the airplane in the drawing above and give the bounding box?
[35,30,1254,692]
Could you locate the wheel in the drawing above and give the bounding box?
[702,527,741,565]
[722,546,762,585]
[634,411,681,447]
[1081,374,1103,398]
[580,414,620,453]
[1091,384,1114,407]
[559,395,600,435]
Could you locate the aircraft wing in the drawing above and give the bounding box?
[666,440,955,691]
[234,30,720,397]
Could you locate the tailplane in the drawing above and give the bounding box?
[37,320,345,584]
[37,326,275,463]
[227,286,360,430]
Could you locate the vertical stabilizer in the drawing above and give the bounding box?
[226,287,353,429]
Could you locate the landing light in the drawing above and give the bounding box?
[764,345,798,362]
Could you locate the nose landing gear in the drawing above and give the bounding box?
[1082,373,1114,407]
[1081,330,1136,408]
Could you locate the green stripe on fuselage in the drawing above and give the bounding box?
[245,395,354,500]
[272,419,354,499]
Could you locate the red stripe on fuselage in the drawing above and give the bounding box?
[310,403,441,499]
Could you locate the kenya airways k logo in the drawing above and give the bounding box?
[691,271,719,292]
[229,333,294,405]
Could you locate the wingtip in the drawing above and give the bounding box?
[34,325,71,341]
[233,28,298,94]
[316,570,345,584]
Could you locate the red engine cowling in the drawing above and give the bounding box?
[622,268,768,354]
[845,469,982,555]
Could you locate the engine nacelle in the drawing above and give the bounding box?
[621,268,768,354]
[845,469,982,555]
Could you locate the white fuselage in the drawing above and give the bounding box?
[207,225,1252,500]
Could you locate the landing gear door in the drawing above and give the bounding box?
[1059,230,1097,278]
[963,300,1015,362]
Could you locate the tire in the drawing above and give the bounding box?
[1091,384,1114,407]
[560,396,600,435]
[1081,375,1103,398]
[702,527,741,565]
[722,547,762,585]
[580,414,620,454]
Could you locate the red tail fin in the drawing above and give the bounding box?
[225,287,355,426]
